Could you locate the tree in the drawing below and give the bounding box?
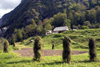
[83,21,91,27]
[52,12,67,27]
[88,38,98,61]
[30,19,37,27]
[63,19,71,28]
[96,8,100,22]
[37,20,43,25]
[74,12,81,25]
[36,25,43,34]
[44,23,52,30]
[85,9,97,24]
[33,36,43,61]
[4,40,9,53]
[41,28,47,35]
[63,36,72,63]
[9,36,15,47]
[16,29,23,42]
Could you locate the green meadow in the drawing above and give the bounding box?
[0,29,100,67]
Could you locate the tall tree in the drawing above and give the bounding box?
[52,12,67,27]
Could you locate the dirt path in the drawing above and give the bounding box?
[14,48,88,57]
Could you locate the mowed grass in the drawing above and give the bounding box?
[0,49,100,67]
[0,29,100,67]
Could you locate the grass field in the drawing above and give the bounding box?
[0,29,100,67]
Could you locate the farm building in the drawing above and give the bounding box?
[46,30,52,35]
[53,26,69,33]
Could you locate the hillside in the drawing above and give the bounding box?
[16,29,100,49]
[0,0,100,39]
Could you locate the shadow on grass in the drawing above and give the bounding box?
[40,61,66,66]
[77,60,100,63]
[77,60,91,63]
[7,59,38,64]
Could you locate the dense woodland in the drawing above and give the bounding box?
[1,0,100,41]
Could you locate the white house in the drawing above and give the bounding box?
[53,26,69,33]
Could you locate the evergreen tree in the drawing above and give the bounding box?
[33,36,43,61]
[63,36,72,63]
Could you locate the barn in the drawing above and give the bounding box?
[53,26,69,33]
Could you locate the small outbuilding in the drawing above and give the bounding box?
[46,30,52,35]
[53,26,69,33]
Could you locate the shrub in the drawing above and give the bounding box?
[81,26,89,29]
[4,40,9,53]
[88,38,98,61]
[52,41,55,50]
[12,47,19,50]
[63,36,72,63]
[9,37,15,47]
[33,36,43,61]
[52,44,55,50]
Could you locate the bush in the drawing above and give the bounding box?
[9,37,15,47]
[52,41,55,50]
[12,47,19,50]
[33,36,43,61]
[52,44,55,50]
[88,38,98,61]
[81,26,89,29]
[3,40,9,53]
[0,38,6,51]
[63,36,72,63]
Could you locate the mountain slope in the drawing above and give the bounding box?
[0,0,100,39]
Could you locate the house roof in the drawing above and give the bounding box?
[53,26,69,31]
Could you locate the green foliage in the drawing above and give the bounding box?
[52,41,55,50]
[12,47,19,50]
[3,40,9,53]
[33,36,43,61]
[52,44,55,50]
[63,19,71,28]
[52,12,67,27]
[81,26,89,29]
[83,21,91,26]
[9,36,15,47]
[2,0,100,38]
[44,23,53,30]
[63,36,72,63]
[16,29,23,42]
[88,38,98,61]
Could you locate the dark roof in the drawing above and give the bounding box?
[53,26,69,31]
